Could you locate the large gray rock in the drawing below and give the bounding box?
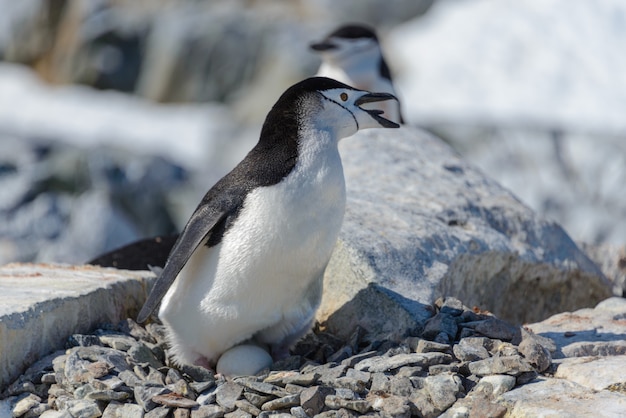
[318,127,613,339]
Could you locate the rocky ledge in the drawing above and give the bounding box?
[3,296,626,417]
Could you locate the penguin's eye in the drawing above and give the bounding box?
[340,92,348,102]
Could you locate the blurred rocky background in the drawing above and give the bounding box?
[0,0,624,292]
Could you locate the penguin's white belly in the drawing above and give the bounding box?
[159,155,346,364]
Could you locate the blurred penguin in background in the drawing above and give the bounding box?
[310,23,404,124]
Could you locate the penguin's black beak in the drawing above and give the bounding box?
[310,41,337,52]
[355,92,401,128]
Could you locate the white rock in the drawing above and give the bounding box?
[555,356,626,391]
[498,377,626,417]
[216,344,273,377]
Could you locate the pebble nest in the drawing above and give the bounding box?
[2,297,554,418]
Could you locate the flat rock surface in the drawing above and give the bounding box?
[0,263,154,389]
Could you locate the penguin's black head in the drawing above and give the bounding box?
[263,77,399,143]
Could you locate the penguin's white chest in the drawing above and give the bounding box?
[159,144,346,362]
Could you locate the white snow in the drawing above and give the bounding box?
[389,0,626,134]
[0,63,234,169]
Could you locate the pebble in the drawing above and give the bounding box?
[2,297,552,417]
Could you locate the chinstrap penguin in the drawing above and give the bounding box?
[310,23,404,124]
[137,77,399,368]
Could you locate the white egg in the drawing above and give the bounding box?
[215,344,273,376]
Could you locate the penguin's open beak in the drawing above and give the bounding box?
[355,92,401,128]
[310,41,336,51]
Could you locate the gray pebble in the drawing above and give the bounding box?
[340,350,378,368]
[423,374,463,411]
[224,410,252,418]
[467,355,534,376]
[261,393,300,411]
[134,385,171,412]
[191,404,225,418]
[242,391,272,408]
[102,401,146,418]
[98,333,137,351]
[12,393,42,417]
[152,393,199,408]
[215,382,244,411]
[67,399,103,418]
[146,406,172,418]
[299,386,334,416]
[129,342,164,370]
[235,379,288,398]
[234,399,261,416]
[453,337,490,361]
[325,395,371,414]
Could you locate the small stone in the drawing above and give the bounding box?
[97,375,125,391]
[299,386,334,416]
[153,393,200,408]
[191,404,225,418]
[67,399,103,418]
[129,342,164,370]
[146,367,166,386]
[327,346,353,363]
[437,297,466,316]
[242,391,272,408]
[340,350,378,368]
[235,378,289,398]
[261,393,300,411]
[333,376,367,393]
[468,355,535,377]
[41,373,57,384]
[325,395,371,414]
[395,366,425,377]
[429,364,460,375]
[409,390,439,418]
[180,365,216,383]
[68,334,102,347]
[453,338,491,362]
[196,386,218,406]
[473,375,516,398]
[12,394,42,417]
[424,374,464,411]
[289,406,309,418]
[86,361,113,379]
[174,408,191,418]
[223,410,251,418]
[102,401,146,418]
[189,380,216,394]
[279,371,320,386]
[284,383,306,394]
[368,393,411,418]
[86,389,130,402]
[422,313,459,341]
[135,385,171,412]
[415,339,451,354]
[168,379,195,399]
[518,330,552,372]
[146,406,172,418]
[370,372,391,392]
[166,368,184,385]
[355,352,452,372]
[471,318,521,342]
[215,382,244,411]
[97,334,136,351]
[234,399,261,416]
[118,370,142,388]
[120,318,156,344]
[316,365,348,386]
[24,403,50,418]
